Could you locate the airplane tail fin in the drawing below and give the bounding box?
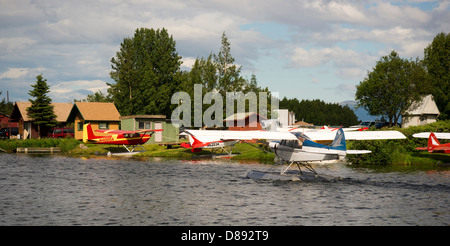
[427,132,440,152]
[330,128,346,151]
[83,123,96,143]
[181,131,209,152]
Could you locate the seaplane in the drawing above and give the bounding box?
[413,132,450,153]
[181,120,406,181]
[83,123,163,153]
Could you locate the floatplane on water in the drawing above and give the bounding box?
[181,120,406,181]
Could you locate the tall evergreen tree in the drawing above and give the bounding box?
[109,27,182,116]
[27,74,57,138]
[214,32,246,94]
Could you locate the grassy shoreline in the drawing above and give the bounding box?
[2,138,448,166]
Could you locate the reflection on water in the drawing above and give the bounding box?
[0,154,449,225]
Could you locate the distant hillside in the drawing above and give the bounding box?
[340,100,378,122]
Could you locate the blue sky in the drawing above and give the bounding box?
[1,0,449,105]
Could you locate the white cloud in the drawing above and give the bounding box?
[0,68,29,79]
[77,59,102,65]
[0,38,36,53]
[51,80,108,94]
[289,46,377,79]
[49,80,109,102]
[180,57,197,70]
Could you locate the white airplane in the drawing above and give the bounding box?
[181,123,406,181]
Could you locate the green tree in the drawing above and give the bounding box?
[27,74,57,138]
[76,90,112,102]
[109,27,182,116]
[214,32,246,95]
[355,51,430,126]
[179,33,272,127]
[423,32,450,120]
[0,91,14,118]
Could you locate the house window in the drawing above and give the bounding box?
[77,122,83,131]
[138,121,151,129]
[99,122,109,129]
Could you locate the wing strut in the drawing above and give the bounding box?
[240,141,276,156]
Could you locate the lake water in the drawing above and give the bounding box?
[0,153,449,226]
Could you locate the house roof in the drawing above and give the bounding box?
[293,121,313,126]
[405,94,440,116]
[223,112,268,122]
[67,102,121,122]
[11,102,73,122]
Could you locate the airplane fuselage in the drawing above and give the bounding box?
[86,134,151,145]
[195,139,238,149]
[271,140,344,162]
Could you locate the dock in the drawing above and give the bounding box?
[16,147,61,154]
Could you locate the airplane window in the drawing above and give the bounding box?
[289,140,295,147]
[293,140,302,149]
[287,140,297,148]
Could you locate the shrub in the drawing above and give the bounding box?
[0,138,81,153]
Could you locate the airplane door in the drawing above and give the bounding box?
[155,122,163,142]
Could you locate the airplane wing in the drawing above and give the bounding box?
[346,150,372,154]
[96,129,163,134]
[303,130,406,141]
[433,146,450,152]
[415,147,428,151]
[412,132,450,139]
[184,130,298,141]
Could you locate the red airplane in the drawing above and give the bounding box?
[83,123,163,152]
[415,132,450,154]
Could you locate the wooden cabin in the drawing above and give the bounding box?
[402,95,440,128]
[66,102,121,140]
[10,102,72,139]
[120,115,179,144]
[224,112,267,131]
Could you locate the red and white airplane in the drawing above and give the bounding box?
[83,123,163,152]
[413,132,450,153]
[180,131,239,154]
